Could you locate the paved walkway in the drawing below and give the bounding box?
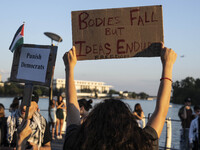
[51,135,65,150]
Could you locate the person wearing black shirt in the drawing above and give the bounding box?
[62,44,177,150]
[178,98,193,150]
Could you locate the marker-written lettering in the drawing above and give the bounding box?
[130,9,158,26]
[26,53,41,60]
[78,12,120,30]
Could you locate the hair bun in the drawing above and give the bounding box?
[88,99,93,104]
[78,99,93,111]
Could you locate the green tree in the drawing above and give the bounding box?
[109,89,119,94]
[195,79,200,89]
[4,83,23,96]
[35,88,42,96]
[172,77,200,105]
[131,92,137,98]
[0,86,5,96]
[181,77,195,88]
[172,81,180,89]
[138,92,149,99]
[34,85,49,96]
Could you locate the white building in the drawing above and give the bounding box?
[0,74,3,87]
[53,79,112,94]
[53,78,65,89]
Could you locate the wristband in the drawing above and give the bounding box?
[160,77,172,82]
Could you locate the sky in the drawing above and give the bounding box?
[0,0,200,96]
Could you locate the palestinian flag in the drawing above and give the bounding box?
[9,24,24,52]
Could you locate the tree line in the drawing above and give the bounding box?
[172,77,200,105]
[0,82,149,99]
[0,82,63,97]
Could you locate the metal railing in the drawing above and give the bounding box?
[146,113,181,150]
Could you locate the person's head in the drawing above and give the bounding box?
[65,99,152,150]
[194,105,200,116]
[134,103,143,113]
[0,103,5,118]
[0,103,5,110]
[20,92,39,119]
[184,98,191,107]
[50,99,56,108]
[10,97,21,111]
[78,99,93,116]
[13,97,20,104]
[57,95,63,103]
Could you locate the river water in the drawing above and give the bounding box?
[0,97,182,149]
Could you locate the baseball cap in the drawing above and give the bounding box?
[31,92,39,103]
[184,98,191,103]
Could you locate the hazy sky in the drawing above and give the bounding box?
[0,0,200,95]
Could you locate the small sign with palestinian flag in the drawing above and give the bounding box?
[9,24,24,52]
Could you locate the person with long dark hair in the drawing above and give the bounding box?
[62,43,177,150]
[9,97,22,113]
[56,95,66,139]
[133,103,145,128]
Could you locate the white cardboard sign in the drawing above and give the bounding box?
[17,47,50,83]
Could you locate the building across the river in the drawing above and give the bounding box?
[53,79,112,97]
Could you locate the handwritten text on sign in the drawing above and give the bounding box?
[17,47,50,83]
[72,5,163,60]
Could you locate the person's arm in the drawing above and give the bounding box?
[182,106,188,119]
[63,46,80,127]
[137,111,144,120]
[56,102,61,109]
[62,101,66,110]
[30,142,51,150]
[57,102,64,109]
[16,120,32,150]
[133,112,144,120]
[56,102,58,108]
[17,121,51,150]
[146,45,177,138]
[141,111,144,119]
[189,120,195,144]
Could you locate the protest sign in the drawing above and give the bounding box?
[10,44,57,87]
[72,5,163,60]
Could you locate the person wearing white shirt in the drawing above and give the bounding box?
[189,105,200,150]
